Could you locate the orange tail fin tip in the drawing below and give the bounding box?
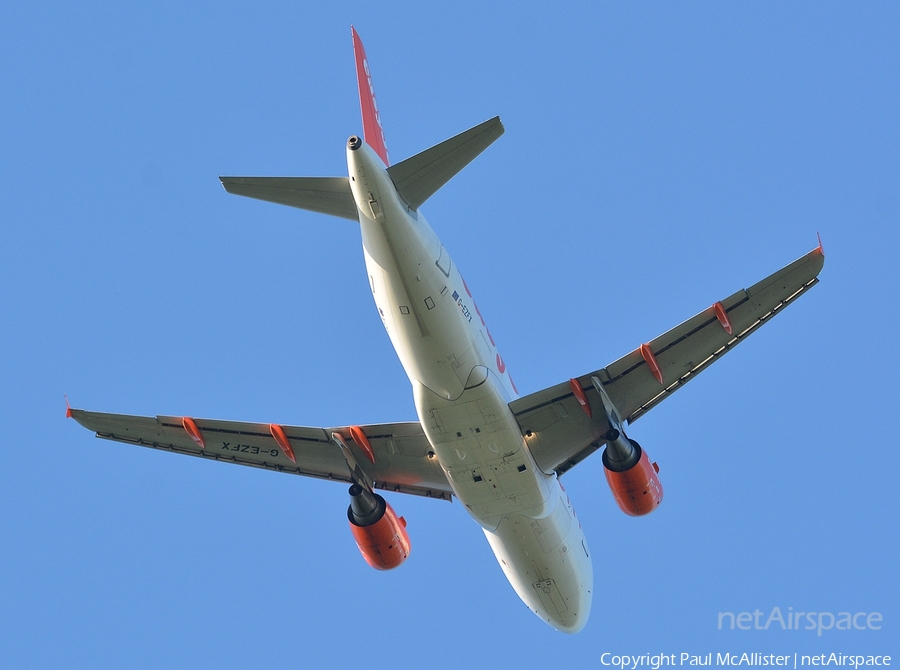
[351,26,389,166]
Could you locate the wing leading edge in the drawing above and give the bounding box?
[512,245,825,476]
[70,409,453,501]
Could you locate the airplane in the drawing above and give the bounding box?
[68,26,824,633]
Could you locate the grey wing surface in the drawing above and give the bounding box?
[219,176,359,221]
[512,245,825,476]
[70,409,452,501]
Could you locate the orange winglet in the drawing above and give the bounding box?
[640,343,664,385]
[182,417,205,449]
[349,425,376,464]
[568,378,592,418]
[713,301,733,335]
[816,232,825,257]
[64,394,72,419]
[269,424,296,463]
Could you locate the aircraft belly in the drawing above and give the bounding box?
[360,206,482,400]
[350,142,515,403]
[483,488,593,633]
[414,374,554,529]
[348,145,589,624]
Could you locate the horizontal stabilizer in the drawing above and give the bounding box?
[219,176,359,221]
[387,116,504,211]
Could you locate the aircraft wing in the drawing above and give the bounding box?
[70,409,453,501]
[511,245,825,476]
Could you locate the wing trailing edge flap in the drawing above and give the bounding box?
[387,116,504,211]
[512,246,825,476]
[70,409,453,500]
[219,176,359,221]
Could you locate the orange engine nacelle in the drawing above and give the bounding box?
[603,442,664,516]
[347,484,411,570]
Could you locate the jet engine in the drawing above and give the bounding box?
[347,484,411,570]
[602,438,663,516]
[581,374,664,516]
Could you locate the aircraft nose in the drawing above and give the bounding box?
[532,578,591,633]
[552,610,589,634]
[546,600,590,634]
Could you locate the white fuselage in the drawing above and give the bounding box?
[347,141,592,632]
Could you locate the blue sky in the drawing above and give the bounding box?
[2,2,898,667]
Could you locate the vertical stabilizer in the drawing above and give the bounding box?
[351,26,390,166]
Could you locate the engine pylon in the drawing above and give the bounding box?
[591,376,664,516]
